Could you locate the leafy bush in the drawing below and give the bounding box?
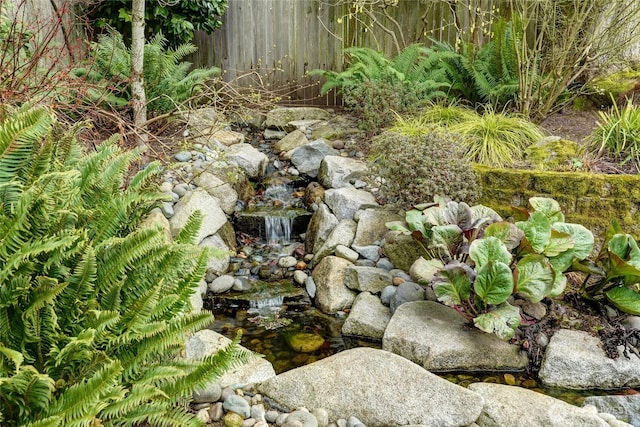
[369,130,480,208]
[573,220,640,315]
[86,0,228,47]
[0,105,249,426]
[591,99,640,171]
[75,29,220,114]
[388,197,595,340]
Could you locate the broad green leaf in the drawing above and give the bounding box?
[529,197,564,223]
[475,260,514,305]
[552,223,594,260]
[422,205,448,226]
[471,205,503,224]
[386,220,411,234]
[469,236,512,269]
[607,251,640,282]
[543,229,574,257]
[484,221,523,251]
[443,201,473,230]
[548,250,575,273]
[430,224,463,257]
[515,254,555,302]
[405,209,428,236]
[608,234,632,260]
[473,303,521,340]
[571,258,605,277]
[516,211,551,254]
[627,235,640,270]
[606,286,640,315]
[547,271,567,298]
[433,264,472,306]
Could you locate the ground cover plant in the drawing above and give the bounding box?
[388,197,595,340]
[0,105,249,426]
[591,98,640,173]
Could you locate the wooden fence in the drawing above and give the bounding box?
[190,0,500,104]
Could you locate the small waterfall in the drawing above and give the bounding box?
[249,296,285,310]
[265,215,293,244]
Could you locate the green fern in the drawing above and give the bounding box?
[0,106,250,426]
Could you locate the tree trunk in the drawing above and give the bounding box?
[131,0,148,148]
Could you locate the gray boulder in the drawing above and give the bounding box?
[194,171,238,214]
[344,266,393,294]
[318,156,369,189]
[290,140,338,178]
[324,188,379,221]
[256,347,483,427]
[389,281,425,314]
[225,143,269,179]
[583,395,640,426]
[311,256,356,314]
[265,107,331,130]
[383,301,529,371]
[539,329,640,389]
[410,257,444,285]
[313,219,357,264]
[468,383,608,427]
[185,330,276,390]
[352,208,402,247]
[341,292,391,339]
[305,203,339,254]
[274,129,309,154]
[223,394,250,419]
[170,189,228,244]
[199,233,231,276]
[209,274,235,294]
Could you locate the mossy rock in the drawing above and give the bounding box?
[587,69,640,106]
[524,136,585,171]
[284,331,325,353]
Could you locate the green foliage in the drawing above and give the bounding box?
[389,197,594,340]
[0,105,250,426]
[86,0,228,47]
[310,44,450,132]
[591,98,640,171]
[573,220,640,315]
[369,131,480,209]
[393,104,544,168]
[75,29,220,114]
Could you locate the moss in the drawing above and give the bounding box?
[524,137,585,171]
[475,165,640,239]
[587,69,640,106]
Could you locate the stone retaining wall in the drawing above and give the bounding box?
[475,165,640,238]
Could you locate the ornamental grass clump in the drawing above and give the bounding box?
[369,130,480,208]
[591,98,640,171]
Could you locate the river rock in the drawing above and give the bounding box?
[334,244,359,263]
[341,292,391,339]
[539,329,640,389]
[388,281,425,314]
[185,330,276,388]
[200,234,232,275]
[226,143,269,179]
[383,301,529,371]
[286,410,319,427]
[311,256,356,314]
[170,189,228,244]
[468,383,608,427]
[194,171,238,214]
[265,107,331,130]
[209,274,235,294]
[256,347,483,427]
[274,130,309,154]
[352,208,402,247]
[224,394,251,419]
[290,140,338,178]
[409,257,444,285]
[284,332,325,353]
[583,395,640,426]
[313,219,357,264]
[350,244,381,262]
[382,230,427,271]
[305,203,339,254]
[318,156,369,189]
[323,188,379,221]
[344,266,392,294]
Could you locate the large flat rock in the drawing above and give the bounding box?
[311,256,356,314]
[468,383,608,427]
[324,187,379,221]
[341,292,391,339]
[539,329,640,389]
[383,301,528,372]
[170,189,228,245]
[256,347,483,427]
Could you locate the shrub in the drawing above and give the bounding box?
[342,81,406,132]
[369,130,480,208]
[74,28,220,114]
[388,197,595,339]
[0,105,249,426]
[591,98,640,171]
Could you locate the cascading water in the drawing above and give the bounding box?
[249,295,285,310]
[265,215,293,244]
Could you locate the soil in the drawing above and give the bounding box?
[539,107,600,144]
